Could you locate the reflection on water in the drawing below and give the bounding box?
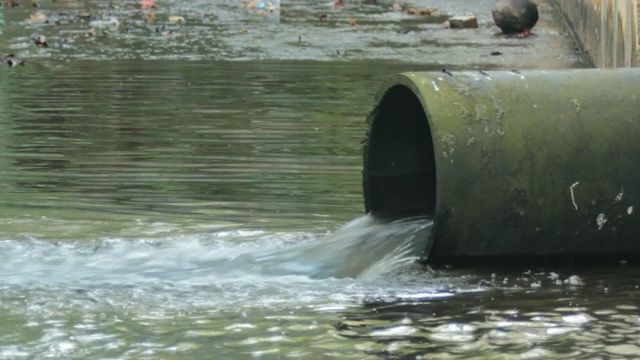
[1,60,403,236]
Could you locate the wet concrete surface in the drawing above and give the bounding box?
[0,0,587,69]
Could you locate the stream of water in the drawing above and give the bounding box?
[0,215,432,286]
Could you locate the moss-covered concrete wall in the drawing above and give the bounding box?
[554,0,638,68]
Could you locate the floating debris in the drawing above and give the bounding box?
[246,0,280,12]
[0,53,25,67]
[89,16,119,29]
[348,17,356,26]
[29,11,46,22]
[168,15,185,23]
[449,16,478,29]
[407,8,437,16]
[76,11,92,20]
[3,0,20,7]
[145,11,155,23]
[140,0,155,10]
[31,33,48,47]
[154,25,172,36]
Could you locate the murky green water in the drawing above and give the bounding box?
[0,60,382,236]
[2,1,639,359]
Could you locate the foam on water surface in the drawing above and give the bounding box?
[0,215,432,286]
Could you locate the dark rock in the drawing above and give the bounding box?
[492,0,538,36]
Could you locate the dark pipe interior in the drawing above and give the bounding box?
[364,85,436,219]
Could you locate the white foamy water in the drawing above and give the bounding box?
[0,215,440,312]
[250,215,433,279]
[0,215,431,285]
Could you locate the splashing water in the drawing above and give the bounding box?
[0,215,432,288]
[251,215,433,279]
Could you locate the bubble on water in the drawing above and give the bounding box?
[562,313,596,324]
[563,275,585,286]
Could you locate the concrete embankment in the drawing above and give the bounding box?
[554,0,638,67]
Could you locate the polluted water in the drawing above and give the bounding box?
[0,215,433,290]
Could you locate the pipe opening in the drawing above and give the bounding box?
[364,85,436,219]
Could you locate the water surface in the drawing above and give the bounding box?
[2,1,638,359]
